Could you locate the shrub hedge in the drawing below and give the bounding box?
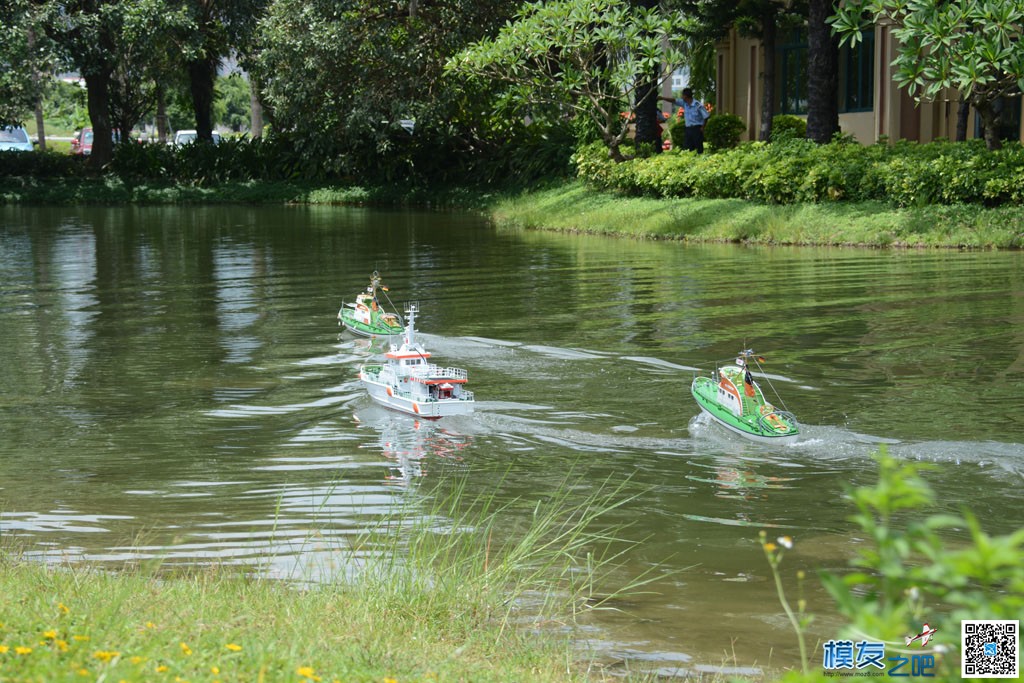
[573,137,1024,207]
[704,113,745,151]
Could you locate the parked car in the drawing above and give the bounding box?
[171,129,222,146]
[0,126,34,152]
[70,127,122,155]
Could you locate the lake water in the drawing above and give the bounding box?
[1,205,1022,677]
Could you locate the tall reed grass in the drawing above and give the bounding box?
[0,471,664,682]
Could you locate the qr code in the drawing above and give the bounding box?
[963,620,1019,678]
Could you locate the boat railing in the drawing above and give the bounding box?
[424,365,468,380]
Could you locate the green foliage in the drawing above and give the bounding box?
[0,150,87,179]
[574,136,1024,208]
[771,114,806,142]
[667,116,687,152]
[216,74,251,132]
[449,0,693,161]
[253,0,526,185]
[703,112,745,151]
[830,0,1024,149]
[0,1,41,126]
[818,448,1024,674]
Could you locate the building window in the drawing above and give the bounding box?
[778,31,808,115]
[841,29,874,112]
[777,28,874,116]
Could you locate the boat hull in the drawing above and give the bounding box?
[691,376,800,445]
[360,371,474,419]
[339,309,402,338]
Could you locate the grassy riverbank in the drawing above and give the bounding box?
[0,480,669,683]
[0,558,585,683]
[0,176,495,209]
[491,182,1024,248]
[6,175,1022,248]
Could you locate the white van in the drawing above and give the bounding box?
[171,130,222,146]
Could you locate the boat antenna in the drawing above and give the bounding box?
[748,353,792,413]
[373,273,403,326]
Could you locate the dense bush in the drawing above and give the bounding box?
[704,113,746,151]
[574,136,1024,207]
[0,150,88,178]
[771,114,807,142]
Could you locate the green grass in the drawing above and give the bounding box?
[0,475,677,683]
[491,182,1024,249]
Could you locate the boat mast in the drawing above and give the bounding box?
[403,303,418,346]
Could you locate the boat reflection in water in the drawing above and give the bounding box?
[355,412,472,486]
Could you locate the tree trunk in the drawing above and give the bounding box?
[33,100,46,152]
[250,79,264,138]
[974,98,1002,151]
[156,84,168,143]
[632,0,661,154]
[805,0,839,144]
[955,96,969,142]
[759,10,777,142]
[634,77,662,155]
[188,57,217,142]
[84,71,113,167]
[28,28,46,151]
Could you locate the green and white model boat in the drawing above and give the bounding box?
[691,350,800,444]
[338,271,403,337]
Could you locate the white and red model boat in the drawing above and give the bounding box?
[358,304,474,418]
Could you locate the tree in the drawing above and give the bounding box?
[831,0,1024,150]
[111,0,190,142]
[254,0,515,181]
[632,0,663,155]
[39,0,121,166]
[180,0,267,142]
[449,0,691,162]
[805,0,838,143]
[1,1,55,129]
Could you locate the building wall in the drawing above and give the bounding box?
[715,24,1023,145]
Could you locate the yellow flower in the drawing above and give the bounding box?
[156,664,169,673]
[179,641,192,656]
[42,629,58,640]
[210,666,219,674]
[225,643,242,652]
[130,655,145,664]
[0,645,8,653]
[15,646,32,655]
[763,542,777,552]
[384,678,398,683]
[58,603,70,615]
[56,640,69,652]
[297,667,322,682]
[93,650,121,662]
[145,621,156,629]
[77,668,89,677]
[73,635,90,642]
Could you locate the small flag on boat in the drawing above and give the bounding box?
[744,368,756,397]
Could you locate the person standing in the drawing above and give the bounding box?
[662,88,710,154]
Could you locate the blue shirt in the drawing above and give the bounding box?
[675,98,710,127]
